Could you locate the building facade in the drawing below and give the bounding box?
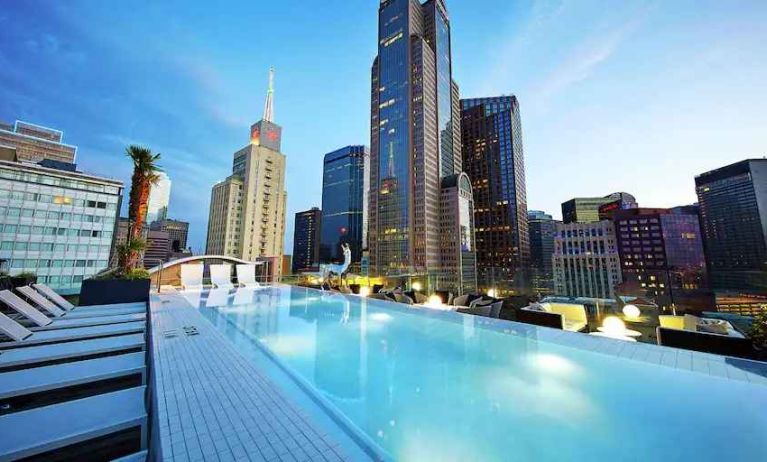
[368,0,475,290]
[150,219,189,252]
[0,159,122,292]
[553,220,623,299]
[320,146,368,269]
[143,230,170,268]
[292,208,322,273]
[0,120,77,163]
[561,192,637,224]
[439,173,477,293]
[528,210,559,295]
[206,70,287,274]
[695,159,767,294]
[613,206,710,312]
[147,171,171,225]
[461,96,529,293]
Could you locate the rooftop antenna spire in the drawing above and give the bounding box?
[263,67,275,122]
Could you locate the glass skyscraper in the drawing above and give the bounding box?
[292,207,321,273]
[369,0,468,286]
[695,159,767,293]
[320,145,368,268]
[528,210,559,295]
[460,95,529,293]
[147,171,171,224]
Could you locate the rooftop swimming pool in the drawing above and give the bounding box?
[186,285,767,461]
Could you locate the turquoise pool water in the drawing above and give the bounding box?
[193,286,767,461]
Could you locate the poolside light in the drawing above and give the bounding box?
[412,282,422,292]
[622,304,640,320]
[602,316,626,335]
[487,288,498,298]
[426,294,443,308]
[359,286,371,297]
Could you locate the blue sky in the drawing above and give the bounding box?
[1,0,765,253]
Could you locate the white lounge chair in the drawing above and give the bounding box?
[1,291,145,331]
[16,287,145,319]
[32,283,146,314]
[0,314,145,350]
[180,264,204,290]
[205,288,231,308]
[210,264,235,289]
[0,334,146,371]
[0,352,146,401]
[232,286,259,305]
[236,264,261,287]
[0,386,147,460]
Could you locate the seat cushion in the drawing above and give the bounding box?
[564,320,587,332]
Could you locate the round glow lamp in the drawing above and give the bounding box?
[359,286,371,297]
[486,288,498,298]
[426,295,444,308]
[412,282,422,292]
[622,304,640,320]
[602,316,626,335]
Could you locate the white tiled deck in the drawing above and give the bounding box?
[150,292,373,462]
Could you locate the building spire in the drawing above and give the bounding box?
[263,67,275,122]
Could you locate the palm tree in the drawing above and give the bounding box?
[121,145,162,272]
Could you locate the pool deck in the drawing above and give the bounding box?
[149,291,373,462]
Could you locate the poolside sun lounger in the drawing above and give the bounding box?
[236,264,261,288]
[210,264,235,289]
[0,334,146,371]
[232,286,259,305]
[0,352,146,401]
[0,317,145,350]
[1,291,145,331]
[181,264,204,290]
[205,288,231,308]
[33,283,145,313]
[0,386,147,461]
[15,287,145,318]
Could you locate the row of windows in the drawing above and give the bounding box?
[0,191,116,210]
[0,207,115,223]
[5,258,108,269]
[1,241,110,252]
[0,225,112,238]
[560,228,606,238]
[0,168,120,195]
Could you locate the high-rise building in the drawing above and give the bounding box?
[206,69,287,274]
[613,206,710,311]
[150,219,189,253]
[439,173,477,293]
[0,120,77,163]
[292,208,321,273]
[528,210,559,295]
[147,172,171,224]
[562,192,637,224]
[0,157,121,293]
[695,159,767,293]
[320,146,368,269]
[461,96,529,293]
[552,221,623,299]
[143,230,170,268]
[368,0,475,292]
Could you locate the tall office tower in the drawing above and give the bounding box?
[613,207,709,311]
[552,221,623,299]
[320,146,369,270]
[562,192,637,224]
[528,210,559,295]
[0,120,77,163]
[150,219,189,253]
[461,96,529,293]
[0,158,122,293]
[206,69,288,274]
[439,173,477,293]
[143,230,170,268]
[292,208,322,273]
[369,0,473,291]
[695,159,767,293]
[146,172,171,224]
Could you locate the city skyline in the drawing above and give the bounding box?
[1,1,766,253]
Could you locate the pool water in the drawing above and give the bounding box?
[193,286,767,461]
